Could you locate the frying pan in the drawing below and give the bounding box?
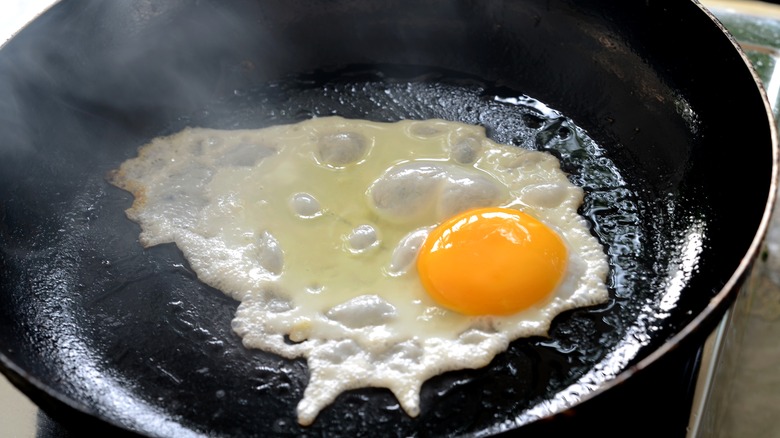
[0,0,776,436]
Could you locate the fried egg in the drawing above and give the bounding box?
[109,116,609,425]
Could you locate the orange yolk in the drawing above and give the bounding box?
[416,207,568,316]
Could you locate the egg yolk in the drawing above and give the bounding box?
[416,207,567,316]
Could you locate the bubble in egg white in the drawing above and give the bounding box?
[449,135,482,164]
[289,192,322,218]
[316,131,370,167]
[109,116,609,426]
[345,224,380,253]
[387,227,433,276]
[256,231,284,276]
[326,295,397,328]
[368,161,506,223]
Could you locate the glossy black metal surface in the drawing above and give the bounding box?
[0,0,775,436]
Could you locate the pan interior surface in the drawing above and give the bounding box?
[0,0,774,436]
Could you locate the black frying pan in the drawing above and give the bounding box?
[0,0,776,436]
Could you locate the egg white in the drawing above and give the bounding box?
[109,116,609,425]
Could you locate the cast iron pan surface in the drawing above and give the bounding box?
[0,0,775,436]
